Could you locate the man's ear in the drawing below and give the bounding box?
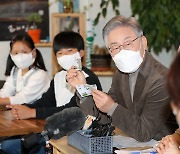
[79,50,85,58]
[142,36,148,51]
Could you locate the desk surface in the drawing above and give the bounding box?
[50,136,84,154]
[0,109,45,137]
[50,129,153,154]
[50,128,127,154]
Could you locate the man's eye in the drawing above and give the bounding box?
[111,47,119,51]
[111,46,117,50]
[124,42,131,46]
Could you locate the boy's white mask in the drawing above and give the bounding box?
[57,52,82,70]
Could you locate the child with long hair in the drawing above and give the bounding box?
[0,33,50,105]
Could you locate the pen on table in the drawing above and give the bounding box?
[131,152,157,154]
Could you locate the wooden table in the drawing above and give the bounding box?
[0,110,45,137]
[50,136,84,154]
[50,129,153,154]
[50,128,127,154]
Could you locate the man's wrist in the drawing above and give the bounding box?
[107,103,118,116]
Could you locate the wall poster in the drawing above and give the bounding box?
[0,0,49,41]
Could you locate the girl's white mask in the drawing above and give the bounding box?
[112,49,143,73]
[10,52,35,69]
[57,52,82,71]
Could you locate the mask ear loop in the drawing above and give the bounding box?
[29,48,36,70]
[173,109,177,116]
[32,48,36,52]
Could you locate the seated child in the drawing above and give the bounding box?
[0,33,50,105]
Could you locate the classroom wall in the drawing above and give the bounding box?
[0,0,176,92]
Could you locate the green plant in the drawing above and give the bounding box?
[52,0,73,13]
[26,12,43,29]
[64,20,75,31]
[94,0,120,25]
[131,0,180,55]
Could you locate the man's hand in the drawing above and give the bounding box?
[6,104,36,120]
[66,68,86,88]
[91,89,115,113]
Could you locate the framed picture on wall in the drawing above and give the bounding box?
[51,13,86,41]
[59,16,80,33]
[0,0,49,41]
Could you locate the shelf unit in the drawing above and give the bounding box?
[35,42,52,47]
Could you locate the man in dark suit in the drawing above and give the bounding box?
[66,15,178,142]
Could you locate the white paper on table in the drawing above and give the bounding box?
[114,148,157,154]
[113,135,158,149]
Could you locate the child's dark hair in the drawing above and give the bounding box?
[5,33,47,76]
[53,31,84,54]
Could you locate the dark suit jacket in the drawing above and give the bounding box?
[78,51,178,142]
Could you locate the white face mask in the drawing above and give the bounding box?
[57,52,82,71]
[10,52,35,69]
[112,49,143,73]
[173,109,180,127]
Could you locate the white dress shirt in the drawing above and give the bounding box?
[0,67,50,104]
[54,70,89,107]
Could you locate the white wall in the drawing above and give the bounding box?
[0,0,176,92]
[86,0,132,47]
[151,49,176,68]
[0,41,10,79]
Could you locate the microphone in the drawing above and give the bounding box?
[21,107,86,152]
[44,106,86,140]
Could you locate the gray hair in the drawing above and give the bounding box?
[103,16,143,46]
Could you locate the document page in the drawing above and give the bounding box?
[113,135,158,153]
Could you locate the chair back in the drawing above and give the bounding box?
[0,80,5,89]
